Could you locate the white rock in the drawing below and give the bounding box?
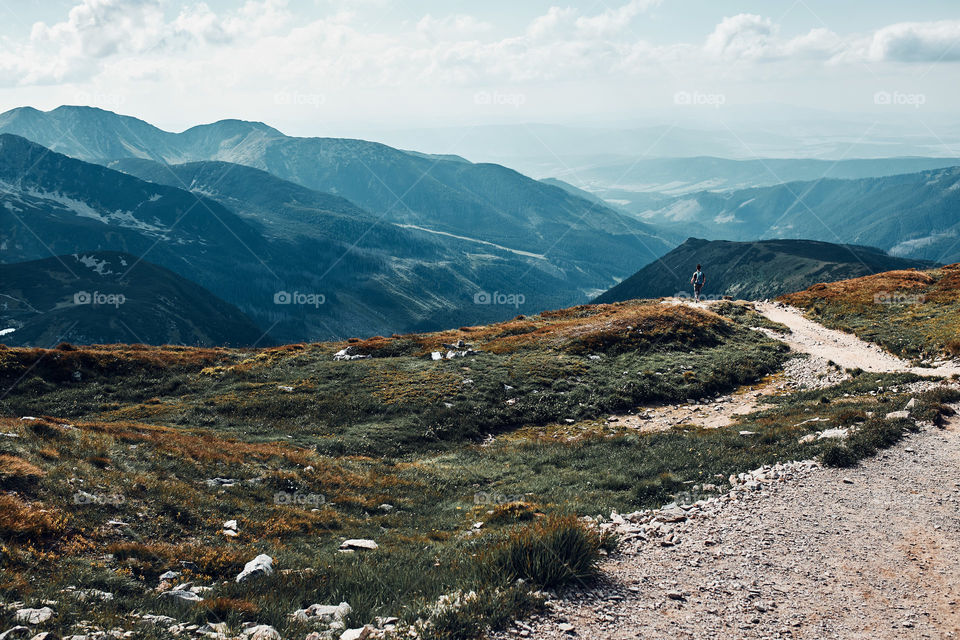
[244,625,280,640]
[158,571,180,581]
[0,627,31,640]
[340,628,371,640]
[14,608,54,625]
[339,539,378,551]
[292,602,352,623]
[885,410,910,420]
[160,590,203,603]
[236,554,274,582]
[817,428,849,441]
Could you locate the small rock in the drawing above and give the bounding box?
[557,622,575,633]
[340,628,371,640]
[160,590,203,604]
[339,539,378,551]
[244,626,280,640]
[842,477,854,484]
[14,608,54,625]
[0,627,31,640]
[236,554,274,582]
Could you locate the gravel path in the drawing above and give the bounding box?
[493,304,960,640]
[499,414,960,639]
[756,302,960,378]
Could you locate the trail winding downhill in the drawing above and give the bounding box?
[756,302,960,378]
[493,301,960,640]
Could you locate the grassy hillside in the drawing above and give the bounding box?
[2,298,953,639]
[779,263,960,362]
[594,238,935,304]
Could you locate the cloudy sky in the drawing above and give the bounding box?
[0,0,958,137]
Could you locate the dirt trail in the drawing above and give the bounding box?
[755,302,960,378]
[493,302,960,640]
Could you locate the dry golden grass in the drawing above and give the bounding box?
[0,493,68,540]
[0,454,45,489]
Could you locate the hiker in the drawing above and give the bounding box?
[690,264,705,302]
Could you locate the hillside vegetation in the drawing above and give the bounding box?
[0,299,815,638]
[779,264,960,362]
[2,294,955,639]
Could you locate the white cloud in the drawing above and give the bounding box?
[1,1,958,99]
[868,20,960,62]
[704,14,776,60]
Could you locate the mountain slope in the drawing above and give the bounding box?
[634,168,960,263]
[594,238,937,303]
[0,106,677,292]
[0,251,269,347]
[0,134,583,341]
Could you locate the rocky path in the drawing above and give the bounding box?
[494,303,960,640]
[499,414,960,639]
[756,302,960,378]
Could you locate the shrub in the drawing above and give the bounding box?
[0,494,68,540]
[821,444,857,468]
[0,455,44,490]
[488,515,602,589]
[200,597,259,618]
[946,340,960,357]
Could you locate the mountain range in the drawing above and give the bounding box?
[0,133,599,342]
[0,105,675,295]
[631,168,960,264]
[0,251,267,347]
[594,238,937,303]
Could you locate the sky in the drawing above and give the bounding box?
[0,0,958,138]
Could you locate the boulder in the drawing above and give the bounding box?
[885,410,911,420]
[245,626,280,640]
[236,554,274,582]
[339,539,378,551]
[160,590,203,604]
[817,428,849,441]
[0,627,31,640]
[292,602,352,623]
[340,628,371,640]
[14,609,54,625]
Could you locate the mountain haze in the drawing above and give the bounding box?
[634,168,960,264]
